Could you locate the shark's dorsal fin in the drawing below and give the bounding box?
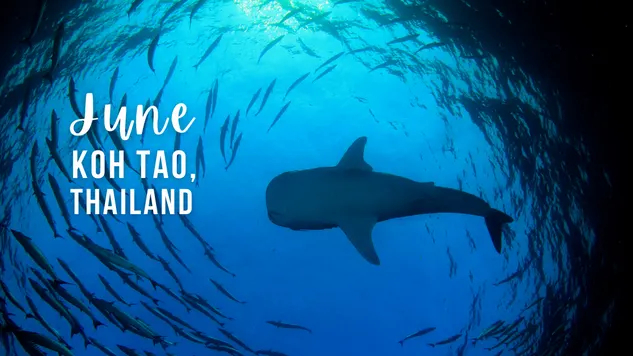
[337,136,373,171]
[338,215,380,265]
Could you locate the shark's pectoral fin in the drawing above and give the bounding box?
[338,215,380,265]
[337,136,373,171]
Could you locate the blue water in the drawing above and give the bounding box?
[0,1,548,355]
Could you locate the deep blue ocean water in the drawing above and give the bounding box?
[0,1,571,355]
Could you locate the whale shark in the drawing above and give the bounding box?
[265,136,514,265]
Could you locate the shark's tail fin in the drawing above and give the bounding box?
[485,209,514,253]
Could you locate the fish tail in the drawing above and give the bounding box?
[84,338,91,348]
[93,319,105,329]
[398,341,403,346]
[150,279,159,290]
[96,225,103,233]
[54,231,64,239]
[193,64,199,71]
[152,298,160,304]
[484,209,514,253]
[25,313,34,319]
[54,279,72,286]
[16,125,24,132]
[428,343,435,348]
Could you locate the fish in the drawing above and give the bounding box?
[276,8,302,25]
[148,31,161,73]
[48,278,105,329]
[219,114,230,164]
[57,258,94,300]
[267,320,312,333]
[195,136,206,186]
[256,79,276,116]
[178,215,207,248]
[127,222,156,260]
[387,33,419,45]
[193,33,223,70]
[43,21,65,83]
[159,0,187,25]
[154,284,191,312]
[209,278,246,304]
[109,66,119,103]
[224,133,243,171]
[333,0,360,6]
[163,56,178,86]
[127,0,144,17]
[98,274,134,306]
[180,293,224,326]
[429,333,463,347]
[17,81,32,131]
[312,64,336,83]
[89,337,117,356]
[348,46,375,55]
[204,248,236,277]
[369,59,397,72]
[156,306,197,330]
[11,327,73,356]
[47,173,72,229]
[219,329,253,352]
[189,0,209,26]
[191,294,230,319]
[245,87,262,116]
[0,280,31,316]
[156,256,184,290]
[265,137,514,265]
[97,215,126,257]
[284,72,310,99]
[28,278,84,338]
[153,86,164,108]
[211,79,218,117]
[24,295,69,348]
[314,51,345,72]
[140,98,152,144]
[174,132,181,151]
[204,86,214,132]
[46,138,73,183]
[75,232,155,282]
[21,0,47,48]
[258,35,285,64]
[267,102,291,132]
[30,168,64,239]
[69,77,86,119]
[49,109,60,148]
[297,38,320,58]
[398,327,436,346]
[297,11,331,29]
[414,42,447,53]
[229,110,240,149]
